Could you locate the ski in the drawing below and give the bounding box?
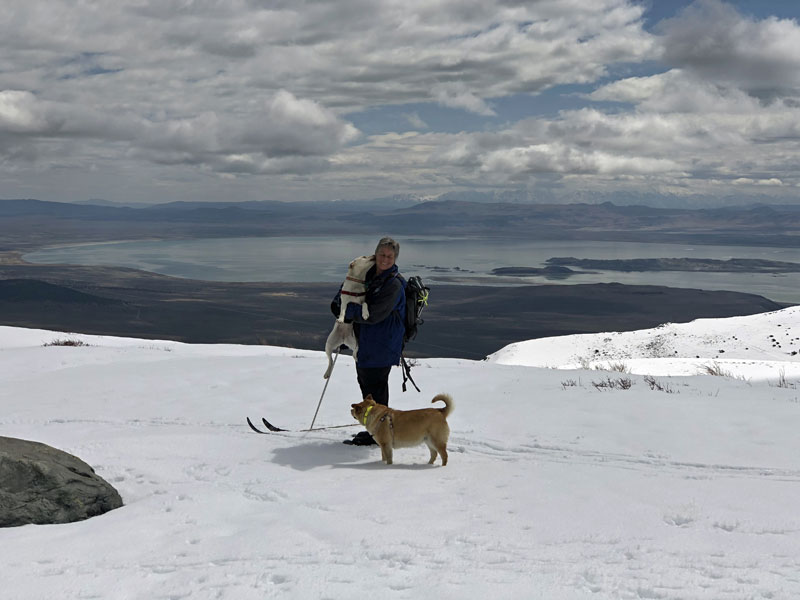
[246,417,358,434]
[246,417,271,434]
[262,417,286,432]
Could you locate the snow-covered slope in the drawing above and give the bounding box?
[1,310,799,599]
[488,305,800,380]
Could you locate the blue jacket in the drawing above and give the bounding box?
[342,264,405,368]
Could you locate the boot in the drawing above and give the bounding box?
[343,430,376,446]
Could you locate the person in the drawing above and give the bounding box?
[331,237,405,446]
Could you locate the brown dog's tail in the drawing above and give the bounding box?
[431,393,454,418]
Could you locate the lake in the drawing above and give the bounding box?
[23,235,800,304]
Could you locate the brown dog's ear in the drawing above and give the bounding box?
[364,394,376,405]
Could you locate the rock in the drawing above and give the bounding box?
[0,436,123,527]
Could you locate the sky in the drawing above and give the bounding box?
[2,0,800,206]
[1,307,799,598]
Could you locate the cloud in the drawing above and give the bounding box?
[733,177,784,187]
[432,83,496,116]
[0,86,359,176]
[212,154,332,176]
[431,110,690,182]
[479,143,682,177]
[247,90,360,156]
[1,1,654,111]
[428,93,800,194]
[3,0,651,185]
[1,0,799,204]
[403,112,428,130]
[132,90,360,172]
[657,0,800,99]
[589,69,765,114]
[0,91,58,134]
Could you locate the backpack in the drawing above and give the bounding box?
[399,274,429,345]
[396,274,429,392]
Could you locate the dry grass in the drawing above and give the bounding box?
[561,378,580,390]
[700,361,732,377]
[773,368,797,389]
[644,375,676,394]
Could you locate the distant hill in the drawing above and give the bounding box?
[0,279,120,305]
[2,197,799,250]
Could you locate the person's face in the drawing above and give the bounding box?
[375,246,396,274]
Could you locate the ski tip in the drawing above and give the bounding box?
[262,418,286,432]
[246,416,266,433]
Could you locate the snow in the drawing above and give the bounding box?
[1,308,800,599]
[488,305,800,380]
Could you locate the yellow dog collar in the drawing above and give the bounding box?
[361,405,373,426]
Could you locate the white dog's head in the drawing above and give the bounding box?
[348,254,375,278]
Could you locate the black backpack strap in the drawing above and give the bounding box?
[400,354,421,393]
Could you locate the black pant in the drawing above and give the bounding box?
[356,366,392,406]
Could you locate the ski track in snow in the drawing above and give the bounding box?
[1,312,800,599]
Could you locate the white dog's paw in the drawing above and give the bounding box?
[337,304,348,323]
[361,303,369,320]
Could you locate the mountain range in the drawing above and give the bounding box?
[2,197,800,251]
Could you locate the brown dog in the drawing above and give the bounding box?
[350,393,454,466]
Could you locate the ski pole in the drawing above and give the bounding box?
[309,347,339,431]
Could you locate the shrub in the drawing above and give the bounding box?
[592,376,633,391]
[43,339,89,347]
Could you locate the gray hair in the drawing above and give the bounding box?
[375,236,400,258]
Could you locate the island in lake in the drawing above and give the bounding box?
[491,265,581,278]
[492,257,800,277]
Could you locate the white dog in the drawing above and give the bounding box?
[324,254,375,379]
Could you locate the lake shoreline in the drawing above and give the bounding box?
[21,235,800,305]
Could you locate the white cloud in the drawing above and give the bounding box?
[0,90,54,134]
[252,90,361,155]
[432,83,496,116]
[733,177,784,187]
[471,139,683,178]
[429,95,800,192]
[403,112,428,130]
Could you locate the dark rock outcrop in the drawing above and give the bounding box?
[0,436,123,527]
